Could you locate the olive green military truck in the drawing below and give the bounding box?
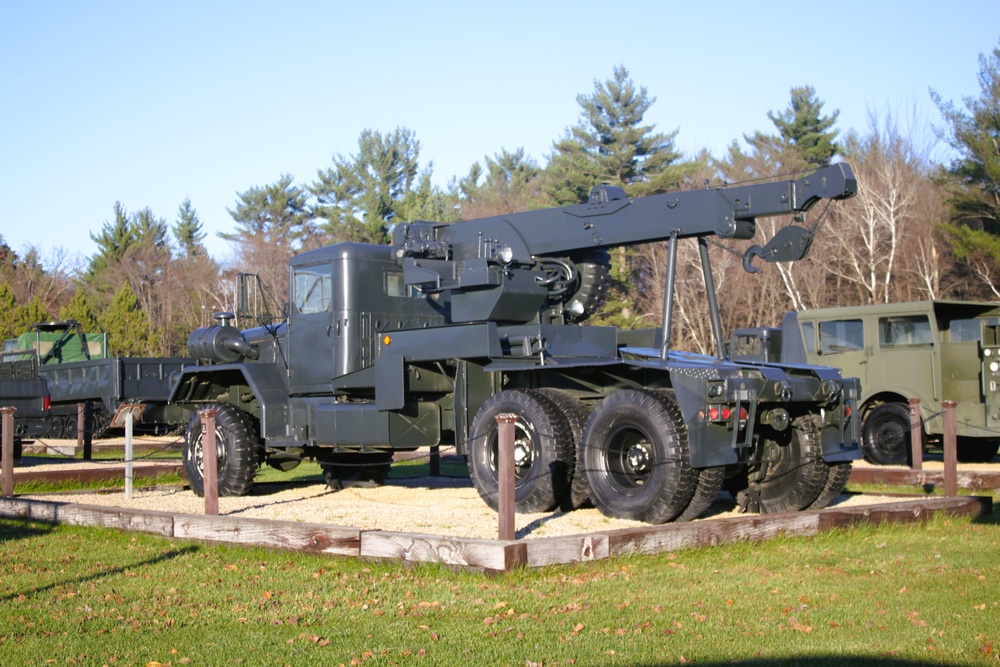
[730,301,1000,465]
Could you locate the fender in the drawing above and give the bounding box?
[169,363,289,439]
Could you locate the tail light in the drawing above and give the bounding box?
[706,404,747,423]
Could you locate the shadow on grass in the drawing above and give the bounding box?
[633,659,981,666]
[0,518,56,544]
[0,542,199,604]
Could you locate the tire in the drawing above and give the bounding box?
[467,389,573,513]
[742,417,827,514]
[58,414,77,439]
[535,388,593,510]
[321,452,393,490]
[861,403,913,466]
[955,437,999,463]
[807,461,853,510]
[90,404,112,438]
[581,389,695,524]
[183,403,260,497]
[0,433,22,467]
[676,465,725,521]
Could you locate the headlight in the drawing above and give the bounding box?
[497,246,514,265]
[990,361,999,373]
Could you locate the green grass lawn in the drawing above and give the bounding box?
[1,487,997,666]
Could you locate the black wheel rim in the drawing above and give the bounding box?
[191,423,226,478]
[873,417,907,456]
[603,424,655,493]
[487,417,535,484]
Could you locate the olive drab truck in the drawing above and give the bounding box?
[731,301,1000,465]
[0,320,194,440]
[169,163,862,524]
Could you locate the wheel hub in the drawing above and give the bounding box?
[513,438,533,468]
[626,443,651,472]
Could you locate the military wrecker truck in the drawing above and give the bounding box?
[731,301,1000,465]
[170,163,861,524]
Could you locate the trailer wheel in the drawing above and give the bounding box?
[807,461,853,510]
[321,452,393,490]
[743,417,827,514]
[861,402,912,466]
[183,403,259,497]
[535,388,593,510]
[581,389,695,524]
[468,389,573,513]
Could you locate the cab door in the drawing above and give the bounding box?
[813,317,870,398]
[286,262,335,392]
[866,313,937,404]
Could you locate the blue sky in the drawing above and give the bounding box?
[2,1,998,262]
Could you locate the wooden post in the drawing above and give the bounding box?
[908,397,923,471]
[496,413,517,541]
[124,409,134,500]
[942,401,958,497]
[1,406,15,497]
[82,402,93,460]
[76,402,86,452]
[429,444,440,477]
[199,408,219,515]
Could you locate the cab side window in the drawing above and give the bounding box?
[293,265,333,314]
[819,319,863,354]
[879,316,933,348]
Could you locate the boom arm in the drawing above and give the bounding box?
[392,163,856,325]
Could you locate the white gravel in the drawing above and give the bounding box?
[16,437,992,541]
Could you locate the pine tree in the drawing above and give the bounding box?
[544,65,687,205]
[223,174,313,247]
[12,297,50,333]
[310,128,422,243]
[99,282,156,356]
[173,198,207,257]
[0,282,17,339]
[933,41,1000,297]
[88,201,136,277]
[459,148,542,217]
[757,85,840,166]
[933,42,1000,234]
[59,290,101,333]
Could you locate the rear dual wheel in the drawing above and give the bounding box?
[581,389,709,524]
[735,417,830,514]
[467,389,574,513]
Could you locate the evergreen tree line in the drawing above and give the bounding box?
[3,44,1000,357]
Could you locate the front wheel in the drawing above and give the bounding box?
[581,389,695,524]
[183,403,260,497]
[467,389,573,513]
[862,403,913,466]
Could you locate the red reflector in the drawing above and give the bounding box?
[844,405,852,418]
[709,407,720,421]
[44,396,51,411]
